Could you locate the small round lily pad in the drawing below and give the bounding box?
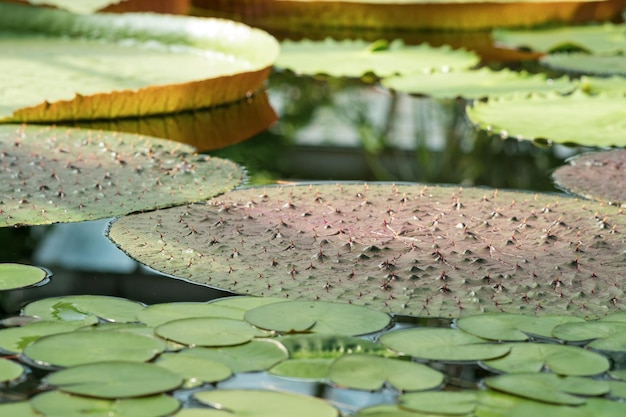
[23,294,145,323]
[0,358,24,383]
[0,263,49,291]
[136,302,244,327]
[244,300,391,336]
[456,313,584,341]
[155,317,256,347]
[551,321,626,343]
[155,353,232,388]
[400,391,477,415]
[0,320,86,354]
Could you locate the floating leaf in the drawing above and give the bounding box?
[582,398,626,417]
[18,0,188,14]
[383,69,574,99]
[380,328,510,361]
[551,321,626,342]
[0,358,24,383]
[0,263,49,291]
[0,3,278,122]
[24,294,144,323]
[494,24,626,54]
[155,353,232,388]
[179,339,288,373]
[46,361,183,398]
[155,317,256,347]
[0,125,243,227]
[476,389,589,417]
[456,313,584,341]
[353,404,438,417]
[277,334,392,359]
[23,330,165,367]
[276,39,479,78]
[269,358,332,380]
[481,342,610,375]
[30,391,179,417]
[541,54,626,77]
[0,320,87,354]
[400,391,477,415]
[467,91,626,147]
[171,409,229,417]
[588,332,626,352]
[244,300,391,335]
[552,149,626,206]
[484,373,607,405]
[328,354,444,391]
[0,401,40,417]
[193,389,338,417]
[109,182,626,318]
[137,302,243,327]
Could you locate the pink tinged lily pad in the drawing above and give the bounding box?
[108,183,626,318]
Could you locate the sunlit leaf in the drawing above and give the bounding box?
[269,358,332,380]
[0,358,24,383]
[0,401,40,417]
[155,352,232,388]
[400,391,477,415]
[0,263,49,291]
[24,294,144,323]
[353,404,441,417]
[137,302,243,327]
[0,320,87,354]
[541,54,626,77]
[155,317,256,347]
[456,313,584,341]
[0,3,278,122]
[551,320,626,342]
[277,334,392,359]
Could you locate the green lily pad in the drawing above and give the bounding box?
[46,361,183,398]
[607,380,626,399]
[329,354,444,391]
[380,328,510,361]
[136,302,244,327]
[476,389,589,417]
[467,91,626,147]
[277,334,392,359]
[0,2,278,122]
[20,0,131,14]
[171,410,230,417]
[193,389,338,417]
[0,125,243,227]
[155,353,232,388]
[0,358,24,383]
[588,332,626,352]
[155,317,256,347]
[551,321,626,342]
[276,39,479,78]
[0,401,41,417]
[178,339,288,373]
[494,24,626,54]
[484,373,608,405]
[382,68,574,99]
[541,54,626,77]
[582,398,626,417]
[400,391,477,415]
[23,329,165,367]
[353,404,444,417]
[208,296,290,310]
[0,263,49,291]
[481,342,610,375]
[0,320,88,354]
[269,358,333,380]
[23,294,144,323]
[456,313,584,341]
[30,391,179,417]
[244,300,391,335]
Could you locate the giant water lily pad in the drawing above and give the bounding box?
[109,183,626,318]
[193,389,338,417]
[46,361,183,398]
[0,125,243,227]
[467,91,626,147]
[382,68,575,99]
[552,149,626,206]
[0,263,49,291]
[541,54,626,77]
[276,39,479,78]
[0,3,278,122]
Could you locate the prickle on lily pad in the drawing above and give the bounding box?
[108,183,626,318]
[0,124,243,227]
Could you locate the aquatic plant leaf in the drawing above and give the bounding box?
[552,149,626,206]
[541,54,626,77]
[155,317,256,347]
[481,342,610,375]
[607,380,626,399]
[24,294,144,323]
[23,330,165,367]
[467,91,626,147]
[19,0,125,13]
[380,328,510,361]
[0,3,278,122]
[484,373,607,405]
[179,339,288,373]
[269,358,332,380]
[244,300,391,335]
[136,302,243,327]
[193,0,624,31]
[276,39,479,78]
[588,332,626,352]
[108,182,626,318]
[0,401,40,417]
[193,389,338,417]
[353,404,442,417]
[46,361,183,398]
[0,358,24,383]
[155,352,232,388]
[382,68,574,99]
[476,389,589,417]
[400,391,477,415]
[582,398,626,417]
[551,320,626,342]
[172,410,230,417]
[329,354,444,391]
[0,125,243,227]
[0,263,48,291]
[277,334,392,359]
[0,320,88,354]
[30,391,179,417]
[208,296,289,310]
[456,313,584,341]
[494,24,626,54]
